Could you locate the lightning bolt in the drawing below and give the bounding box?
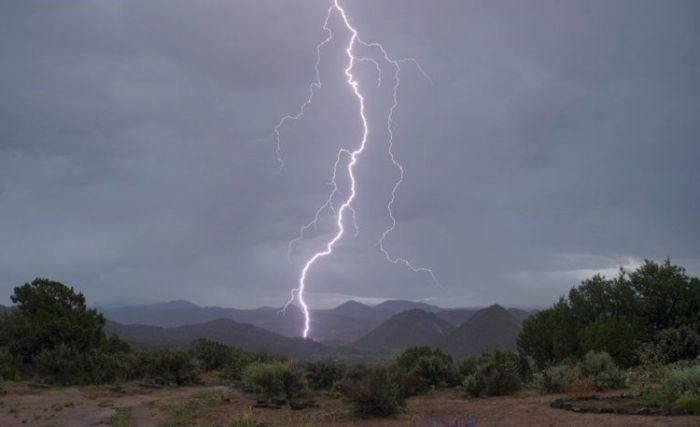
[274,1,436,338]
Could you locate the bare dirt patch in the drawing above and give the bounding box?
[0,382,697,426]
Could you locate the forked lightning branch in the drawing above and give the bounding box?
[273,0,436,338]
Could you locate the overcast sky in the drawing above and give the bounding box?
[1,0,698,309]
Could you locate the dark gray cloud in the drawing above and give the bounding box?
[1,0,698,309]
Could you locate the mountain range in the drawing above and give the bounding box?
[100,299,533,359]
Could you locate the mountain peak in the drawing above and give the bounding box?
[352,308,455,352]
[440,304,521,358]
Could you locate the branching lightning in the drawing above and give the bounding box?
[274,0,436,338]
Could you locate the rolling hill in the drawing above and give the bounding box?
[439,304,522,358]
[351,309,455,352]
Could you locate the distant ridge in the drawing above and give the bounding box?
[105,318,339,359]
[100,299,533,352]
[374,300,442,314]
[351,309,455,352]
[325,300,391,322]
[101,301,381,346]
[440,304,522,358]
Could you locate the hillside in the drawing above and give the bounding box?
[104,318,339,359]
[440,304,522,358]
[351,309,455,352]
[436,308,478,326]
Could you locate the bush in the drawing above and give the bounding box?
[0,348,21,381]
[661,365,700,401]
[654,327,700,363]
[33,345,143,385]
[242,361,306,400]
[304,360,343,390]
[673,396,700,415]
[462,350,525,397]
[578,351,625,391]
[640,364,700,413]
[534,364,574,394]
[534,351,625,394]
[193,339,233,371]
[395,347,456,394]
[339,365,405,418]
[143,349,199,386]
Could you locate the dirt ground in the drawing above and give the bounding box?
[0,380,697,427]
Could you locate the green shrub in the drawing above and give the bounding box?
[102,333,131,354]
[661,365,700,400]
[242,361,305,400]
[534,352,625,394]
[339,365,405,418]
[395,347,456,393]
[640,364,700,413]
[143,349,199,386]
[673,396,700,415]
[462,350,524,397]
[534,364,574,393]
[578,351,625,391]
[33,345,143,385]
[304,360,343,390]
[224,349,258,381]
[0,348,21,381]
[654,327,700,363]
[193,339,233,371]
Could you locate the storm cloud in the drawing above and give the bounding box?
[1,0,698,309]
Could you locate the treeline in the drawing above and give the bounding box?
[517,259,700,368]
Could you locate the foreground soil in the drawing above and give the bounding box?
[0,380,697,427]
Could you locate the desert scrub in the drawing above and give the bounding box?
[242,361,306,400]
[143,350,200,386]
[638,364,700,414]
[578,351,625,391]
[534,351,625,394]
[303,360,344,391]
[462,349,525,397]
[339,365,405,418]
[393,347,458,396]
[533,364,573,393]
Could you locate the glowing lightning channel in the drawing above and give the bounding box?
[277,0,436,338]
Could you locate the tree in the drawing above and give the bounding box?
[517,260,700,367]
[0,278,106,360]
